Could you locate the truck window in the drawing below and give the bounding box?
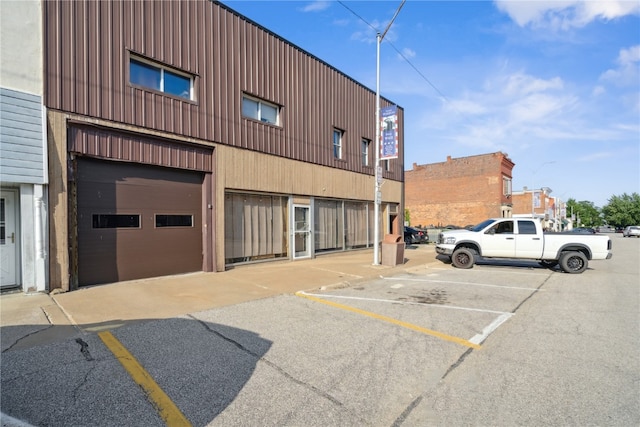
[490,220,514,234]
[518,221,537,235]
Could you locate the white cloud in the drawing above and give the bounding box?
[501,73,564,96]
[444,99,487,115]
[399,47,416,60]
[418,69,588,152]
[576,151,614,162]
[301,1,330,13]
[494,0,640,30]
[600,45,640,86]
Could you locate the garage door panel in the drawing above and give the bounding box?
[77,158,203,286]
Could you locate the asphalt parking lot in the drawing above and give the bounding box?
[2,236,638,426]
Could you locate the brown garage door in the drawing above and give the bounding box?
[77,157,203,286]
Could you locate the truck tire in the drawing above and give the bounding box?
[559,251,588,274]
[451,247,475,269]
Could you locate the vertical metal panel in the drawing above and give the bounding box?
[68,125,212,172]
[43,0,403,181]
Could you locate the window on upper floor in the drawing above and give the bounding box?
[333,128,343,159]
[503,176,512,197]
[129,56,193,100]
[361,138,370,166]
[242,94,280,125]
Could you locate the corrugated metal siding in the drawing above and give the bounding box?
[69,125,213,172]
[43,0,403,181]
[0,87,45,184]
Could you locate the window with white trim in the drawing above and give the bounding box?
[333,129,343,159]
[503,176,512,196]
[361,138,370,166]
[129,57,193,100]
[242,95,280,125]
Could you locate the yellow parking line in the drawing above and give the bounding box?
[98,331,192,427]
[296,292,481,350]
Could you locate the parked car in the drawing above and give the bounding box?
[436,217,612,273]
[442,224,460,230]
[623,226,640,238]
[404,226,429,245]
[570,227,596,234]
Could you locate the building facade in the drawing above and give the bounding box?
[0,0,48,293]
[511,188,566,231]
[42,0,404,291]
[405,152,514,228]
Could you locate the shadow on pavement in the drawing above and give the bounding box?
[1,317,272,427]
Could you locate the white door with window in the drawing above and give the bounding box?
[293,205,311,259]
[1,190,18,288]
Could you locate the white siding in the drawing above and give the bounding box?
[0,88,46,184]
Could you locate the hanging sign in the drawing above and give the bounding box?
[380,105,398,160]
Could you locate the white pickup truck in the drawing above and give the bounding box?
[436,218,612,274]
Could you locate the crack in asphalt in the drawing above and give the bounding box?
[75,338,94,361]
[187,314,349,409]
[390,272,555,426]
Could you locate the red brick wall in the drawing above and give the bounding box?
[405,152,514,228]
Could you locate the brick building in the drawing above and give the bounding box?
[511,188,565,231]
[405,152,514,228]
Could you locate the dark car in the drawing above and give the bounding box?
[404,226,429,245]
[570,227,596,234]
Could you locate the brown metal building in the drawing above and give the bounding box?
[43,0,404,290]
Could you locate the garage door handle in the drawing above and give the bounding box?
[506,237,514,240]
[532,238,541,240]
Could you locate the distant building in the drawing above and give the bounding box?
[511,188,566,231]
[405,152,514,228]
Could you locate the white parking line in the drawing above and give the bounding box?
[304,293,511,315]
[469,312,514,345]
[382,277,541,291]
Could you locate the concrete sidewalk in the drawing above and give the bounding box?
[1,245,441,350]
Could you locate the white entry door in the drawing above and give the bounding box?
[0,190,18,288]
[293,205,311,259]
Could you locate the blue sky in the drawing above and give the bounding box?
[223,0,640,208]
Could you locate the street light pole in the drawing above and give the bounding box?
[373,32,382,265]
[373,0,405,266]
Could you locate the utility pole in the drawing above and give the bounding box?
[373,0,405,265]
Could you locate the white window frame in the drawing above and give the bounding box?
[361,138,370,166]
[333,129,343,159]
[242,94,280,125]
[129,56,194,100]
[503,176,512,197]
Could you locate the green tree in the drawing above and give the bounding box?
[602,193,640,227]
[404,208,410,225]
[566,199,601,227]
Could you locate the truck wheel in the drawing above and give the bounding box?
[451,247,475,269]
[559,251,588,274]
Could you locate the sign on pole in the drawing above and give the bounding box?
[380,105,398,160]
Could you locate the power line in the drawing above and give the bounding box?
[336,0,454,107]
